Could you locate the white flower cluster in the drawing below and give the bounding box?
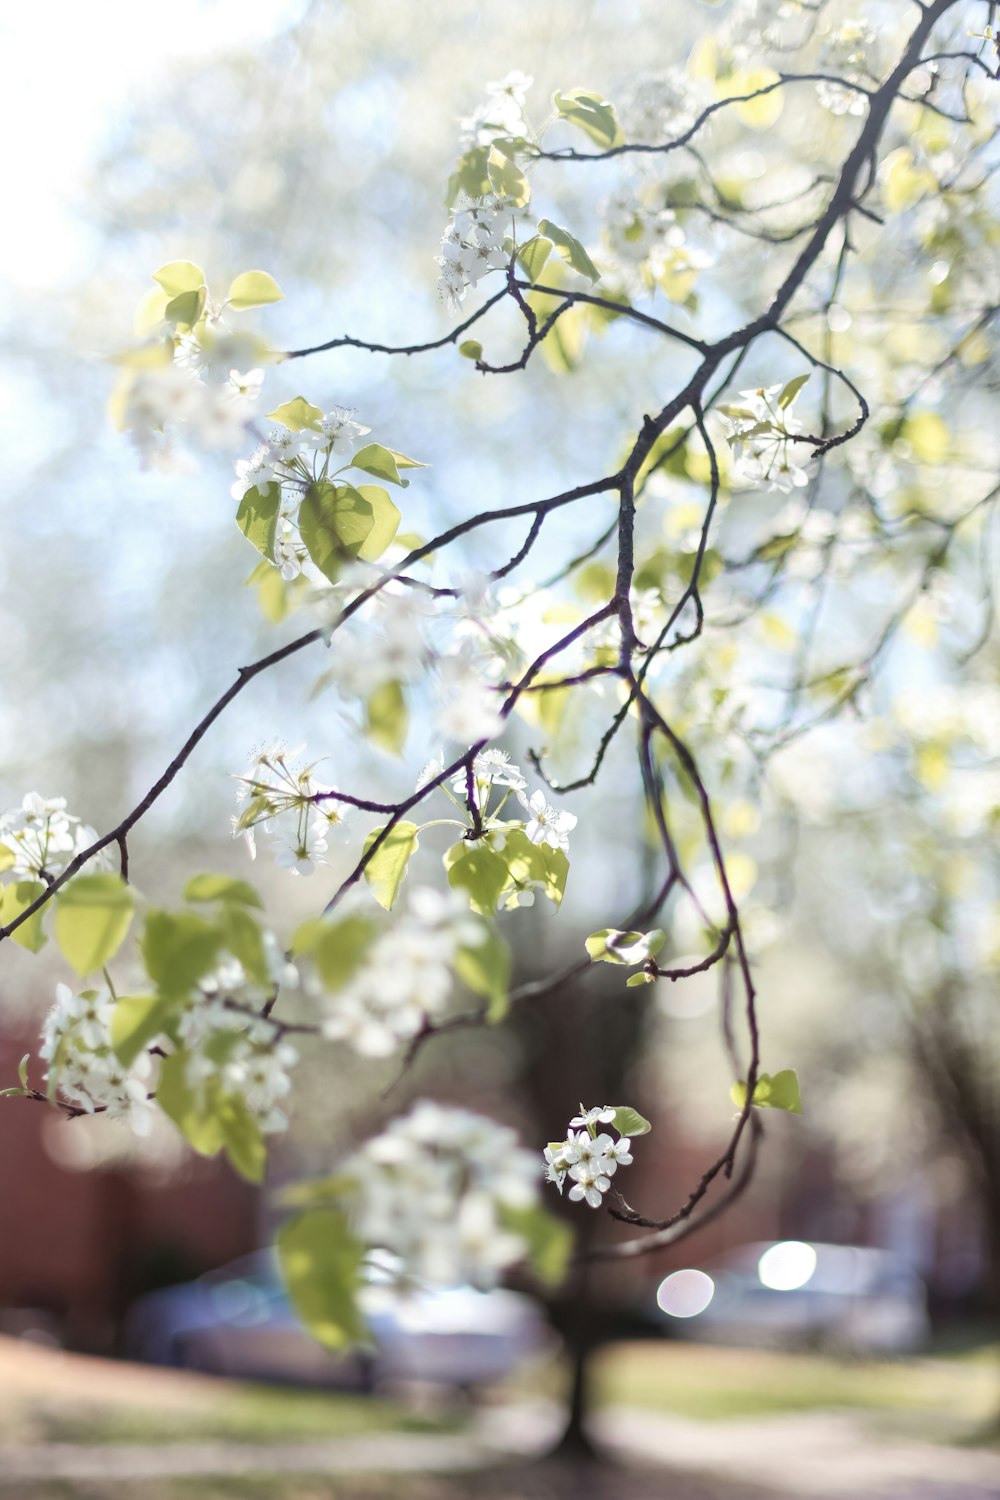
[0,793,101,882]
[322,589,431,698]
[437,193,513,310]
[233,744,349,876]
[182,960,301,1134]
[40,984,153,1133]
[314,583,508,750]
[319,887,485,1057]
[544,1105,635,1209]
[425,747,578,868]
[728,0,808,56]
[232,408,371,580]
[817,20,877,117]
[465,749,577,854]
[346,1100,539,1287]
[602,186,710,301]
[434,639,506,743]
[620,67,702,145]
[177,940,299,1135]
[458,70,534,150]
[718,383,810,493]
[125,341,263,473]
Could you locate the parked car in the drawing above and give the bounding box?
[125,1250,549,1390]
[651,1240,929,1352]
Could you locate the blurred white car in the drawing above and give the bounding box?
[653,1240,929,1352]
[126,1250,549,1390]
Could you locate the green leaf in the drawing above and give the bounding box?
[279,1173,357,1209]
[184,874,263,908]
[585,928,665,965]
[454,928,510,1022]
[635,426,691,489]
[626,971,654,987]
[355,485,401,562]
[610,1106,652,1137]
[363,822,420,910]
[446,146,493,205]
[517,236,553,284]
[217,905,270,987]
[778,373,810,409]
[156,1050,226,1157]
[278,1208,370,1351]
[365,680,408,756]
[111,994,177,1067]
[349,443,426,489]
[219,1095,267,1182]
[459,339,484,361]
[497,1203,572,1290]
[0,880,48,953]
[525,286,589,373]
[487,144,530,206]
[445,841,510,916]
[142,911,221,998]
[245,557,294,624]
[536,219,600,283]
[236,483,282,563]
[152,260,206,297]
[499,829,569,909]
[164,287,207,328]
[293,914,378,990]
[552,88,625,149]
[586,289,629,330]
[54,874,134,977]
[881,147,933,213]
[731,1068,802,1114]
[17,1054,29,1090]
[299,482,375,582]
[266,396,324,432]
[227,269,284,310]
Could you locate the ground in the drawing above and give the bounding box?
[0,1334,997,1499]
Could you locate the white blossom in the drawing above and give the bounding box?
[567,1163,613,1209]
[816,18,877,120]
[177,946,300,1134]
[318,887,484,1058]
[232,744,349,875]
[544,1105,640,1210]
[302,406,370,455]
[458,73,534,150]
[719,383,811,494]
[328,591,431,698]
[434,644,505,744]
[40,984,153,1135]
[450,748,527,807]
[569,1105,616,1129]
[0,793,106,883]
[518,788,577,852]
[343,1101,539,1287]
[437,194,513,309]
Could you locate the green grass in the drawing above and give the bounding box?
[587,1339,1000,1438]
[9,1485,430,1500]
[2,1378,459,1449]
[38,1393,454,1446]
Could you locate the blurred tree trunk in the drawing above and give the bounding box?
[910,998,1000,1428]
[515,962,654,1461]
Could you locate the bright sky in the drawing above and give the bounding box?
[0,0,303,287]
